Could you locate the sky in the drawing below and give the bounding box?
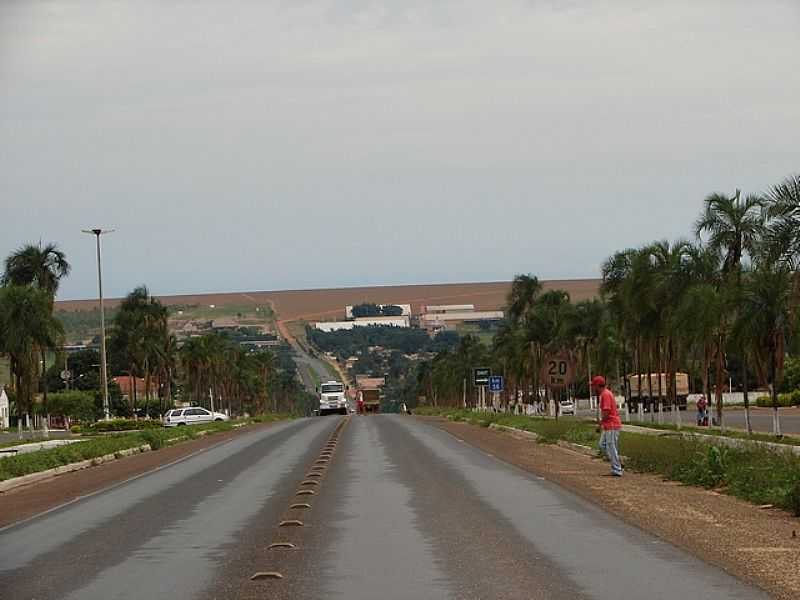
[2,1,798,301]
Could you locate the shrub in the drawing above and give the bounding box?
[85,419,162,433]
[755,394,794,407]
[70,425,82,434]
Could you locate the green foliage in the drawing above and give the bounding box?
[782,357,800,393]
[309,325,458,359]
[44,391,98,421]
[755,392,800,407]
[0,434,144,481]
[84,419,163,433]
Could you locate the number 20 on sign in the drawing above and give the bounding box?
[541,355,574,389]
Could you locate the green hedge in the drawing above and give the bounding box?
[622,432,800,514]
[0,435,145,481]
[83,419,164,433]
[755,390,800,407]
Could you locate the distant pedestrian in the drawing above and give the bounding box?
[592,375,623,477]
[696,395,708,426]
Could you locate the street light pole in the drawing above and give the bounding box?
[83,228,114,420]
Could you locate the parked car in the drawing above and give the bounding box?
[559,399,575,415]
[163,407,229,427]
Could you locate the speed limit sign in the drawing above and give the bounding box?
[540,354,575,389]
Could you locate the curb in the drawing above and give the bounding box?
[488,423,540,442]
[0,444,151,494]
[556,440,597,457]
[622,424,800,456]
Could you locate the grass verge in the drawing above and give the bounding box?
[0,415,291,482]
[416,407,800,516]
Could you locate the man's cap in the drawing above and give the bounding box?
[591,375,606,387]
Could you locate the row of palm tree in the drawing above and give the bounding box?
[108,286,176,416]
[180,334,313,416]
[0,243,70,430]
[416,173,799,436]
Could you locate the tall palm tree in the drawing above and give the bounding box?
[2,243,71,295]
[695,190,764,427]
[738,265,797,436]
[3,242,71,425]
[0,286,63,433]
[763,174,800,268]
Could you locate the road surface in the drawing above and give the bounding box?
[0,415,770,599]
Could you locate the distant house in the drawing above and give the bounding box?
[211,318,239,331]
[113,376,159,399]
[0,388,9,429]
[420,305,504,332]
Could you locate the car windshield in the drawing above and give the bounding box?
[321,384,344,394]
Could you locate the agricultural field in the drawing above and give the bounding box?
[55,279,601,323]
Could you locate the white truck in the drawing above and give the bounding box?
[318,380,348,416]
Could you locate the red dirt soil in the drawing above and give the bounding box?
[56,279,601,322]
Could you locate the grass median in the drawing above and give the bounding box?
[0,415,291,483]
[416,407,800,516]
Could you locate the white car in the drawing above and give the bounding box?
[163,407,229,427]
[559,399,576,415]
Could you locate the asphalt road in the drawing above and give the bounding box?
[0,416,771,600]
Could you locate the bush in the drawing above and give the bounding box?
[84,419,162,433]
[0,435,144,481]
[70,425,81,434]
[755,394,795,407]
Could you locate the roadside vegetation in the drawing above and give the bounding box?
[408,173,800,439]
[418,407,800,515]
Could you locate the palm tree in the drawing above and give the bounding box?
[763,174,800,268]
[0,286,63,434]
[695,190,764,427]
[738,265,797,436]
[2,243,71,295]
[110,286,170,416]
[2,242,71,426]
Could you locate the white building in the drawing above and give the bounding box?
[0,388,9,429]
[424,304,475,314]
[315,315,410,332]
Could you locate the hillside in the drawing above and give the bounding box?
[55,279,601,323]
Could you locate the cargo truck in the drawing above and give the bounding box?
[318,380,348,416]
[626,373,689,412]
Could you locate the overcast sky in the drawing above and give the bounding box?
[2,1,798,300]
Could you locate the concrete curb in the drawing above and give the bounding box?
[488,423,540,442]
[621,424,800,456]
[557,440,597,457]
[0,444,151,494]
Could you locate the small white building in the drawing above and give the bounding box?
[425,304,476,314]
[0,388,9,429]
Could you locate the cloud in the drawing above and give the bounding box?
[1,1,798,299]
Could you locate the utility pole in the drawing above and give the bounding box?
[83,229,114,420]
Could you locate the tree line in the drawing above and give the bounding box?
[0,249,314,427]
[414,174,800,435]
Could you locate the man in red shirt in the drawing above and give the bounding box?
[592,375,623,477]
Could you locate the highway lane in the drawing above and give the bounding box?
[0,415,772,599]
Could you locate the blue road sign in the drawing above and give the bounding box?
[488,375,504,393]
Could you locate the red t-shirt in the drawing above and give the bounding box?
[600,388,622,430]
